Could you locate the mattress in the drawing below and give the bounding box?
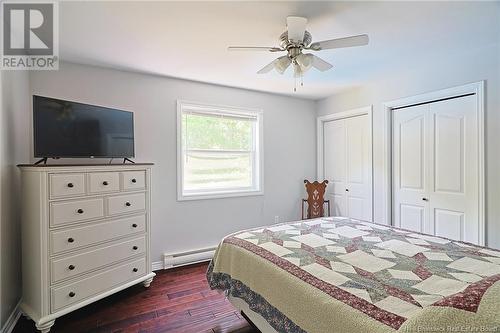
[207,217,500,333]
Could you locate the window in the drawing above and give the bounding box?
[177,101,263,200]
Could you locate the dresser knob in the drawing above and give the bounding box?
[133,246,138,250]
[68,265,75,270]
[77,209,84,214]
[67,183,74,188]
[132,224,138,228]
[102,181,109,186]
[69,292,76,298]
[133,268,138,272]
[131,178,137,183]
[67,237,74,243]
[125,202,131,207]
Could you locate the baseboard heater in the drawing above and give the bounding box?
[163,246,217,269]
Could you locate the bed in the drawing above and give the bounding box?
[207,217,500,333]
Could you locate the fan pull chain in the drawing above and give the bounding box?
[293,74,305,92]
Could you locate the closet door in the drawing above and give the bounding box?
[323,114,372,221]
[393,105,429,233]
[393,95,479,243]
[324,119,347,216]
[345,116,372,221]
[429,95,478,243]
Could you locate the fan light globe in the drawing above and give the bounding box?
[293,62,303,78]
[274,56,291,74]
[295,53,314,72]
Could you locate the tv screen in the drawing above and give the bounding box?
[33,95,134,158]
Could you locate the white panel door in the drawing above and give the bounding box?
[393,95,479,243]
[323,114,372,221]
[345,116,372,221]
[323,119,347,216]
[429,95,478,243]
[393,105,429,233]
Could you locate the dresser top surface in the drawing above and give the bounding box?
[18,163,154,172]
[18,163,154,167]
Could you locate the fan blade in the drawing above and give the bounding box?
[257,60,277,74]
[286,16,307,43]
[228,46,283,52]
[311,55,333,71]
[309,34,369,51]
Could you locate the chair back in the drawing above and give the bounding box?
[303,180,329,219]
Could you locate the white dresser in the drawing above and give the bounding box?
[18,164,155,333]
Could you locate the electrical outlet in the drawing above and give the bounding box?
[274,215,280,223]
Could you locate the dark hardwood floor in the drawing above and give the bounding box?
[14,262,259,333]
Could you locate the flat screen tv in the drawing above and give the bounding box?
[33,95,134,158]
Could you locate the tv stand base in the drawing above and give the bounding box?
[34,158,48,165]
[33,158,136,165]
[34,157,61,165]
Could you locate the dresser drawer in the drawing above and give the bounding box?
[50,198,104,227]
[108,193,145,216]
[51,236,146,284]
[50,173,86,199]
[89,172,120,194]
[50,214,146,254]
[122,171,146,191]
[51,257,146,312]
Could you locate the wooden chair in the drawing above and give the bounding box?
[302,180,330,220]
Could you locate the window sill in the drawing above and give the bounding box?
[177,189,264,201]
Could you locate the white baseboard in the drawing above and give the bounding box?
[152,246,217,271]
[152,261,164,271]
[163,246,215,269]
[0,300,22,333]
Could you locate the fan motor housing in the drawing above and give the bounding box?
[279,31,312,49]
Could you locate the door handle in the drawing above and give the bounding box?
[422,198,429,201]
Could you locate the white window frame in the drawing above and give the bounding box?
[177,100,264,201]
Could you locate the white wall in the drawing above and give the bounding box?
[0,71,30,330]
[30,62,316,263]
[316,41,500,248]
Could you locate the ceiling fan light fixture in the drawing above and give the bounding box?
[293,62,303,78]
[295,53,314,73]
[274,56,291,74]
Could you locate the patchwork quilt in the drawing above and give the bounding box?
[207,217,500,333]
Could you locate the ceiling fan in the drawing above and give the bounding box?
[228,16,369,91]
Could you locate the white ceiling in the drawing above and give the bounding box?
[59,1,499,100]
